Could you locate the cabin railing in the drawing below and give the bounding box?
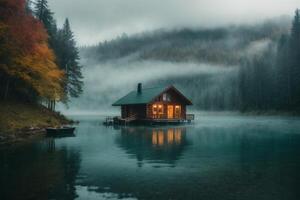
[186,114,195,121]
[103,116,114,126]
[124,114,138,122]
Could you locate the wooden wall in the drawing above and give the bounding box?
[120,89,188,120]
[121,105,147,119]
[146,90,187,119]
[146,103,186,119]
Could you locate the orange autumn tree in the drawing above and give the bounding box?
[0,0,64,103]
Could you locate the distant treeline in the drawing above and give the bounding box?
[82,11,300,112]
[0,0,83,110]
[81,17,290,65]
[239,9,300,112]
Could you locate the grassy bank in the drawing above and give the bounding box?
[0,101,72,144]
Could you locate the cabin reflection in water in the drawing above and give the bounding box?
[115,127,188,167]
[152,128,182,146]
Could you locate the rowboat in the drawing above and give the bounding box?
[46,127,76,137]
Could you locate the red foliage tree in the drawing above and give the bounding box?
[0,0,64,101]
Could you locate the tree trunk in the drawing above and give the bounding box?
[49,100,55,111]
[50,100,53,111]
[4,78,10,100]
[48,99,51,110]
[52,100,54,111]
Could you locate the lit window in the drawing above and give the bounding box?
[153,104,163,118]
[152,104,157,115]
[175,105,181,118]
[158,104,164,114]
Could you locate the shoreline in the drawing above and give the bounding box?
[1,108,299,146]
[0,128,45,146]
[0,101,73,145]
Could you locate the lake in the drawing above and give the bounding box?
[1,114,300,200]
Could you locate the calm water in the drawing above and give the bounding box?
[1,114,300,200]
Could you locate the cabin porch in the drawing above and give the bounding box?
[109,83,194,126]
[103,113,194,126]
[121,103,189,120]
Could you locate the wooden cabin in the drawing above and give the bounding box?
[111,83,194,124]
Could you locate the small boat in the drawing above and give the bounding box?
[46,127,76,137]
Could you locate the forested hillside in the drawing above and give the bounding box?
[0,0,83,105]
[81,17,289,65]
[79,13,300,112]
[239,10,300,111]
[0,0,83,132]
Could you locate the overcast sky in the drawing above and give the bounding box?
[48,0,299,46]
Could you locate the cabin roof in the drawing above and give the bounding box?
[112,85,192,106]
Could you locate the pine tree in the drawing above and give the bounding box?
[34,1,83,104]
[289,9,300,109]
[276,35,291,109]
[34,0,53,31]
[57,19,83,100]
[34,0,57,46]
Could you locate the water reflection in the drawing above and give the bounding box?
[1,115,300,200]
[0,139,81,200]
[152,128,182,146]
[115,127,189,167]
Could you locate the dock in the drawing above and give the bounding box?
[103,114,194,126]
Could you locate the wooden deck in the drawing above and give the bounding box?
[103,114,194,126]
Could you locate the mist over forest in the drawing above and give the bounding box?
[61,15,300,114]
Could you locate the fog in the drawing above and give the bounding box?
[51,0,298,114]
[58,23,285,114]
[58,60,237,115]
[244,39,272,58]
[85,61,235,92]
[48,0,298,45]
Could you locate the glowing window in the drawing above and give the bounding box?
[152,104,157,115]
[158,104,164,114]
[175,105,181,118]
[153,104,163,118]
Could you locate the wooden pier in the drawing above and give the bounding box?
[103,114,194,126]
